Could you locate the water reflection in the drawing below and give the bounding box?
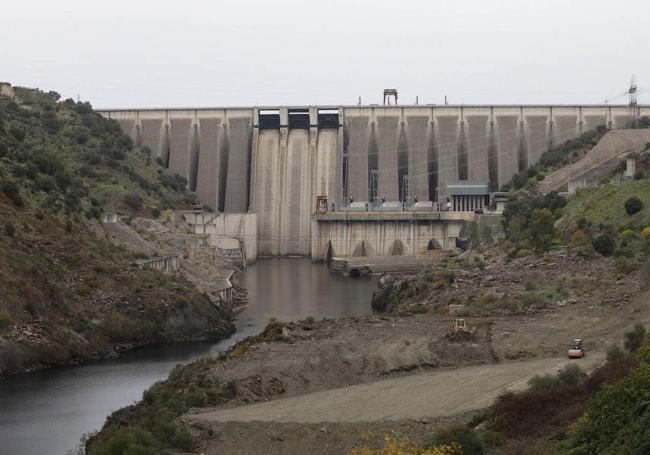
[0,259,376,455]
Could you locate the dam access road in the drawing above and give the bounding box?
[189,355,603,424]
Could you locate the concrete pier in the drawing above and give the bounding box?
[101,104,649,258]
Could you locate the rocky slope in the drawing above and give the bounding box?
[0,85,235,376]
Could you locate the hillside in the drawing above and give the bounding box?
[540,128,650,193]
[0,86,235,377]
[558,179,650,233]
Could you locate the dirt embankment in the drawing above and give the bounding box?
[0,210,240,377]
[89,247,650,455]
[199,252,648,453]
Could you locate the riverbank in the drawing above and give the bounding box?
[0,211,242,378]
[0,87,241,378]
[0,258,377,455]
[86,248,650,454]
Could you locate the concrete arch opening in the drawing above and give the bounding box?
[325,241,334,263]
[352,241,368,257]
[389,240,405,256]
[428,239,442,250]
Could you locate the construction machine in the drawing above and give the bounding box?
[567,339,585,358]
[453,319,470,334]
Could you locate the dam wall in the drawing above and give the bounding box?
[310,211,476,261]
[102,104,649,256]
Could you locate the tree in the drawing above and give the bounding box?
[529,208,555,254]
[624,196,643,215]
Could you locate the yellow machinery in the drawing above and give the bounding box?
[453,319,470,334]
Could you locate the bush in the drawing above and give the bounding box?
[528,208,555,254]
[577,217,588,230]
[9,125,25,141]
[0,311,12,328]
[606,345,627,363]
[431,425,485,455]
[123,192,143,210]
[562,362,650,454]
[1,180,23,206]
[31,152,64,176]
[624,196,643,215]
[528,364,586,391]
[592,232,616,256]
[512,172,528,190]
[4,222,15,238]
[624,322,646,353]
[159,173,187,192]
[151,207,161,218]
[641,227,650,239]
[619,229,636,241]
[557,363,587,386]
[34,175,57,193]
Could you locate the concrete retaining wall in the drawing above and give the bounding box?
[311,211,475,260]
[187,212,257,263]
[138,255,180,273]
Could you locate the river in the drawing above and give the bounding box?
[0,258,377,455]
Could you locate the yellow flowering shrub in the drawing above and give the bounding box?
[348,433,460,455]
[640,226,650,239]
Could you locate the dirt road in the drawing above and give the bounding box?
[191,354,603,424]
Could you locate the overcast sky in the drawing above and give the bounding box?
[2,0,649,108]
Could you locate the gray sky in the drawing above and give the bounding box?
[2,0,649,108]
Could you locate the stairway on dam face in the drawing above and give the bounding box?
[540,129,650,193]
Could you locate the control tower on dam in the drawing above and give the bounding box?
[100,104,648,258]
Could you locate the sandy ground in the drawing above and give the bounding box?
[190,355,603,425]
[177,252,648,455]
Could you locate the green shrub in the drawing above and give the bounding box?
[592,232,616,256]
[431,425,485,455]
[150,207,161,218]
[1,180,23,206]
[606,345,627,363]
[624,322,646,353]
[557,363,587,386]
[31,152,64,176]
[641,227,650,239]
[562,362,650,454]
[615,257,638,274]
[0,311,12,328]
[625,196,643,215]
[123,192,143,210]
[92,426,161,455]
[4,222,15,238]
[9,125,25,141]
[529,364,586,391]
[529,208,555,254]
[477,292,495,306]
[34,175,57,193]
[514,248,532,258]
[159,173,187,192]
[620,229,636,241]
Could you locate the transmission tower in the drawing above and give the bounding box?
[629,75,640,128]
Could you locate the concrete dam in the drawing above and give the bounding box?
[101,104,649,259]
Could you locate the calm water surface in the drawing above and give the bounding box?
[0,258,376,455]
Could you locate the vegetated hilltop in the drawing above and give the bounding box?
[0,86,234,377]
